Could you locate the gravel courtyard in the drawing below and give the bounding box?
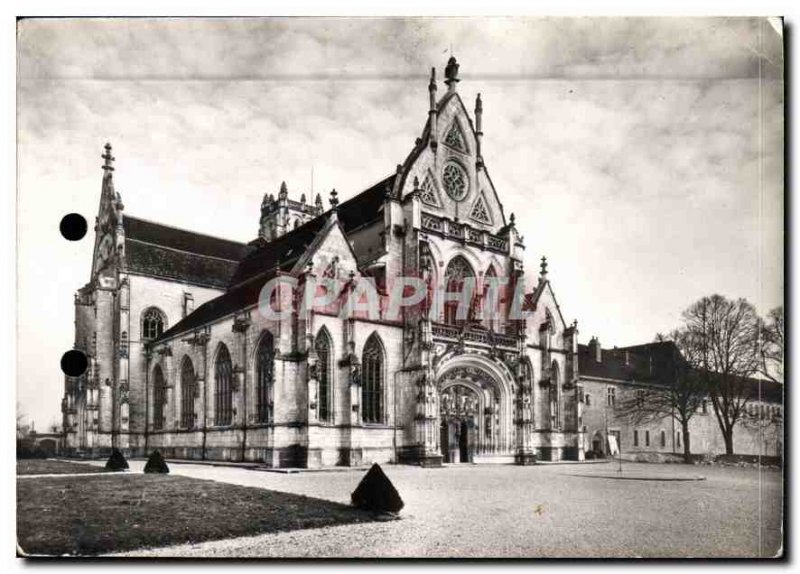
[108,460,781,558]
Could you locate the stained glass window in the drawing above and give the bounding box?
[214,344,233,425]
[442,162,468,201]
[256,332,275,423]
[142,308,165,340]
[152,364,166,430]
[444,122,466,152]
[469,193,492,224]
[180,357,195,429]
[315,329,332,423]
[444,256,474,325]
[362,334,384,424]
[418,173,441,206]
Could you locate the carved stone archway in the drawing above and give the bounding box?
[435,356,515,458]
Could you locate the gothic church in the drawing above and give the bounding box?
[62,58,585,467]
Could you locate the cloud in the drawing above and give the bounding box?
[16,17,783,428]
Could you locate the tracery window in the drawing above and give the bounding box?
[444,256,475,325]
[315,329,332,423]
[256,332,275,423]
[180,357,196,429]
[142,308,166,340]
[442,161,468,201]
[152,365,166,430]
[444,122,466,152]
[214,344,233,426]
[418,173,441,207]
[361,334,385,424]
[469,193,492,224]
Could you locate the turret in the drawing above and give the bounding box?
[258,181,324,242]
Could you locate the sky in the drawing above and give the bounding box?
[17,17,783,429]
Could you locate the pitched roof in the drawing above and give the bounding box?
[578,341,671,383]
[157,175,395,341]
[123,216,251,288]
[578,340,783,402]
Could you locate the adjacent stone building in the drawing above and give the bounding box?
[63,58,584,466]
[577,338,783,460]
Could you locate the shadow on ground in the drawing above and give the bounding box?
[17,473,377,556]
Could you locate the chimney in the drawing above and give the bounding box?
[588,336,602,363]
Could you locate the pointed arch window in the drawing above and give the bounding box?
[444,121,466,152]
[152,364,166,430]
[362,334,385,424]
[214,344,233,426]
[550,360,561,430]
[444,256,475,326]
[142,308,166,341]
[180,357,196,429]
[482,265,500,330]
[256,332,275,423]
[315,329,333,423]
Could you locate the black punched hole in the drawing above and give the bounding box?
[61,350,88,377]
[60,213,88,241]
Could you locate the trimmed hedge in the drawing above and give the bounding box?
[104,448,129,471]
[351,463,404,514]
[144,450,170,474]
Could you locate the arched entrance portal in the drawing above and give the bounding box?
[435,359,513,462]
[439,384,479,463]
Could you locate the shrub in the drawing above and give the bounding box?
[351,463,404,514]
[104,448,129,471]
[144,450,170,474]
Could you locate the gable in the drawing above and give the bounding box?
[396,90,506,233]
[526,281,569,343]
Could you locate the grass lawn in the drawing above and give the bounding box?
[17,459,108,476]
[17,473,376,556]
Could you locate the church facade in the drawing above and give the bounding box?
[62,58,584,467]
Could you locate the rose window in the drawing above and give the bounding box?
[442,162,468,201]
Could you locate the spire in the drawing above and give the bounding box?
[101,142,115,172]
[444,56,460,92]
[279,181,288,200]
[300,193,306,204]
[329,189,339,210]
[475,93,484,169]
[428,67,438,150]
[315,193,323,212]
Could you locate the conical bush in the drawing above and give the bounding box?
[104,448,129,471]
[351,463,404,514]
[144,450,170,474]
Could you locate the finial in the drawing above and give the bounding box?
[300,193,306,204]
[509,212,515,228]
[428,67,437,92]
[315,193,323,207]
[329,189,339,210]
[476,93,482,113]
[279,181,288,199]
[101,142,115,172]
[413,176,420,190]
[444,56,460,89]
[269,193,275,203]
[540,256,548,277]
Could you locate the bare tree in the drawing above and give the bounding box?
[682,295,760,455]
[617,330,707,462]
[760,305,784,383]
